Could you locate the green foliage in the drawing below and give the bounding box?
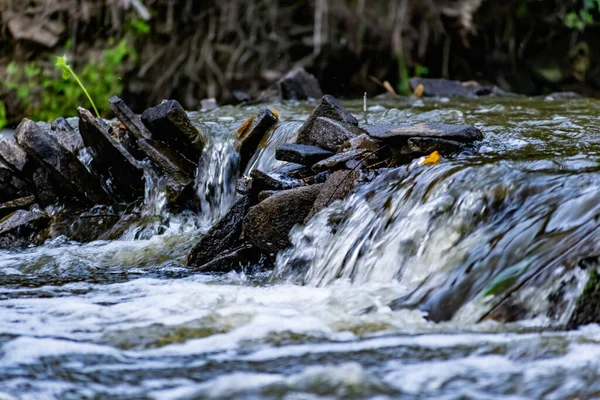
[0,102,7,130]
[564,0,600,31]
[396,54,430,95]
[1,38,136,123]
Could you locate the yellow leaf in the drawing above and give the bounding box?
[236,115,255,136]
[413,84,424,98]
[421,151,440,165]
[270,109,279,119]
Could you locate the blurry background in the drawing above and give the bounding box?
[1,0,599,126]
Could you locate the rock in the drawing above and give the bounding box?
[50,118,84,153]
[189,245,257,273]
[78,108,145,203]
[0,168,30,202]
[305,170,360,222]
[200,98,218,111]
[567,267,600,329]
[48,206,124,243]
[30,167,61,205]
[242,184,323,253]
[296,95,359,151]
[15,119,110,204]
[109,96,152,140]
[365,123,483,144]
[163,175,197,213]
[141,100,206,162]
[7,15,63,47]
[258,190,279,202]
[137,138,197,179]
[0,137,37,175]
[0,208,51,249]
[312,149,368,172]
[400,137,466,156]
[545,91,583,101]
[0,195,36,219]
[340,134,379,152]
[236,109,278,171]
[275,143,334,166]
[258,67,323,101]
[250,169,304,191]
[187,196,251,267]
[232,90,252,103]
[409,78,478,98]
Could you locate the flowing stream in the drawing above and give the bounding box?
[2,97,600,399]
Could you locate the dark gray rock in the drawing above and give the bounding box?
[0,168,31,202]
[0,208,51,249]
[163,174,197,213]
[187,196,251,267]
[236,109,278,171]
[258,190,279,202]
[189,245,257,273]
[400,137,466,156]
[0,137,37,175]
[0,195,36,219]
[340,134,379,153]
[567,267,600,329]
[276,143,334,166]
[242,184,323,253]
[258,67,323,101]
[48,206,123,243]
[365,123,483,144]
[30,167,61,205]
[296,95,359,151]
[78,108,145,203]
[200,98,218,111]
[50,118,84,153]
[137,138,197,179]
[305,170,360,222]
[312,149,368,172]
[141,100,206,162]
[545,91,583,101]
[233,90,252,103]
[250,169,304,191]
[109,96,152,140]
[15,119,110,204]
[409,78,478,98]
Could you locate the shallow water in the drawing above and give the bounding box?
[2,96,600,399]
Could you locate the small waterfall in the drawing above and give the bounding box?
[275,156,600,323]
[244,121,303,174]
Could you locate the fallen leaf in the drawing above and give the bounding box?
[383,81,396,95]
[413,84,424,98]
[421,151,440,165]
[236,115,255,136]
[270,109,279,119]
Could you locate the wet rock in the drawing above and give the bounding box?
[340,134,379,153]
[0,195,36,219]
[258,190,279,202]
[0,137,37,175]
[365,123,483,144]
[189,245,257,273]
[242,184,323,253]
[109,96,152,140]
[409,78,478,98]
[200,98,218,111]
[30,167,61,205]
[48,206,124,243]
[236,109,278,171]
[312,149,368,172]
[78,108,145,203]
[296,95,359,151]
[50,118,84,153]
[275,143,334,166]
[258,67,323,101]
[141,100,206,162]
[137,138,197,179]
[0,208,51,249]
[567,267,600,329]
[305,170,360,222]
[163,175,197,213]
[400,137,466,156]
[250,169,304,191]
[0,168,31,202]
[15,119,109,204]
[188,196,251,268]
[545,91,583,101]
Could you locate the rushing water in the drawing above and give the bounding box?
[2,97,600,399]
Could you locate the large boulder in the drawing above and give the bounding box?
[236,109,278,172]
[296,95,360,151]
[0,208,51,249]
[275,143,334,167]
[78,108,145,202]
[15,119,110,204]
[258,67,323,101]
[141,99,207,163]
[305,170,360,222]
[242,184,323,253]
[187,196,251,267]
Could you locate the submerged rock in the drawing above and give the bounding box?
[365,123,483,144]
[15,119,110,205]
[242,184,323,253]
[275,143,334,166]
[141,100,206,163]
[258,67,323,101]
[296,95,359,151]
[188,196,251,268]
[236,109,278,171]
[78,108,145,202]
[305,170,360,222]
[0,208,51,249]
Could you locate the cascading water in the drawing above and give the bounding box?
[4,98,600,399]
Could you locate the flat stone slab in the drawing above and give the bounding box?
[301,117,365,152]
[236,109,278,171]
[312,149,368,172]
[0,195,36,219]
[250,169,305,191]
[109,96,152,140]
[78,108,145,203]
[275,143,334,166]
[15,119,109,204]
[365,123,483,143]
[400,137,466,155]
[0,208,51,249]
